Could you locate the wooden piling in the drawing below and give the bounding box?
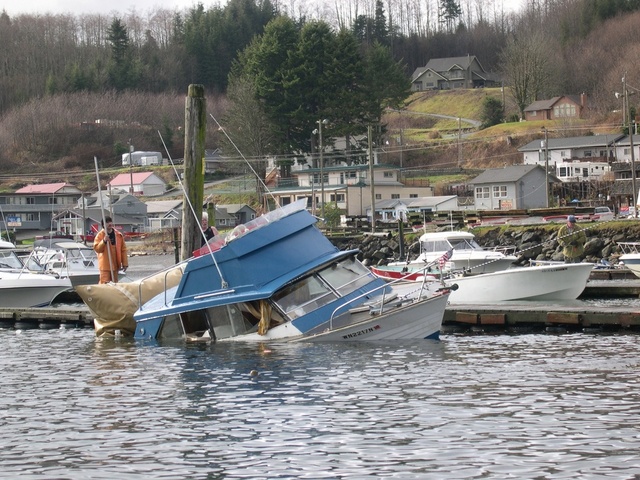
[181,84,206,261]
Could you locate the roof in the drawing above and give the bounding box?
[524,95,582,112]
[470,164,560,184]
[109,172,164,186]
[424,56,484,73]
[15,182,77,194]
[216,204,256,214]
[145,199,183,214]
[518,135,625,152]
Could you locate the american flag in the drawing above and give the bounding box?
[438,248,453,270]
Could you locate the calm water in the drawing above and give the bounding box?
[1,328,640,479]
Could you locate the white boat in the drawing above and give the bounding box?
[617,242,640,278]
[377,230,518,280]
[76,200,451,341]
[394,262,594,303]
[0,237,16,249]
[0,250,73,308]
[32,240,100,287]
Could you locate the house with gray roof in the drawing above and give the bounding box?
[518,134,619,182]
[470,165,560,210]
[410,56,495,91]
[367,195,466,222]
[523,94,588,121]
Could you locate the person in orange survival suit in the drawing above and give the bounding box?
[93,215,128,283]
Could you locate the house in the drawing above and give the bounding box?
[215,204,256,226]
[410,56,493,91]
[523,94,588,121]
[470,165,560,210]
[518,135,619,182]
[61,191,148,234]
[367,195,464,222]
[107,171,167,197]
[270,164,434,218]
[0,182,83,234]
[145,199,184,230]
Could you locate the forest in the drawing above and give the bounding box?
[1,0,640,180]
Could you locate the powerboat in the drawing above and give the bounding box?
[391,261,594,303]
[0,250,73,308]
[374,230,517,280]
[0,237,16,249]
[617,242,640,278]
[31,240,100,287]
[76,200,451,342]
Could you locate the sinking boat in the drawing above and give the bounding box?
[76,200,451,342]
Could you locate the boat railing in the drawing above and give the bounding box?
[329,262,441,329]
[617,241,640,255]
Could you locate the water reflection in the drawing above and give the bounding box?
[1,330,640,478]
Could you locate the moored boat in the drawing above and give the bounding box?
[0,250,72,308]
[76,200,451,342]
[617,242,640,278]
[32,240,100,287]
[392,261,594,303]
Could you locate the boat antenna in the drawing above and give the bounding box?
[94,156,115,283]
[208,113,280,211]
[157,131,228,289]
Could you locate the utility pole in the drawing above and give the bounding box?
[543,127,549,208]
[624,75,638,218]
[368,125,375,233]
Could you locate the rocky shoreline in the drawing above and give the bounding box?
[331,222,640,267]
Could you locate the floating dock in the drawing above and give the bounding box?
[1,276,639,333]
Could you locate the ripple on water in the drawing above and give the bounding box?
[0,331,640,477]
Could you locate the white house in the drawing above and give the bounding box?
[518,135,618,182]
[108,172,167,197]
[271,164,434,217]
[367,195,463,222]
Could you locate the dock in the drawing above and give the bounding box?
[1,274,639,333]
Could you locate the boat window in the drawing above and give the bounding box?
[273,275,337,320]
[158,314,185,339]
[318,257,372,296]
[422,240,451,253]
[450,239,473,250]
[0,251,24,269]
[206,304,254,339]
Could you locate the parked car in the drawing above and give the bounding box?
[592,206,615,222]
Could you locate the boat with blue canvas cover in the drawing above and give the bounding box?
[77,200,450,342]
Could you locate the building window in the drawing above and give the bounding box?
[330,194,345,202]
[383,172,393,178]
[584,150,592,157]
[493,185,507,198]
[391,194,400,199]
[25,214,36,221]
[375,194,382,200]
[475,187,490,199]
[409,194,418,198]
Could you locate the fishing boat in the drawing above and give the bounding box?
[0,250,73,307]
[31,240,100,287]
[373,230,518,281]
[390,261,594,303]
[76,200,451,342]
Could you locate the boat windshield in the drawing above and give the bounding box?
[0,251,26,270]
[273,256,373,320]
[450,238,482,251]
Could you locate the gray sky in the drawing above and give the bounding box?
[1,0,204,16]
[2,0,522,17]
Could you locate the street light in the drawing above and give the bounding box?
[314,119,329,219]
[616,75,637,218]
